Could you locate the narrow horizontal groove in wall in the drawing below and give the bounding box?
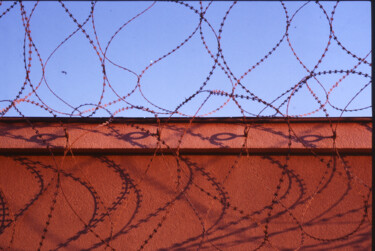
[0,148,371,156]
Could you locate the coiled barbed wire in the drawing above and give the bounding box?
[0,1,371,250]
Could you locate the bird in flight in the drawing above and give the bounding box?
[61,71,67,75]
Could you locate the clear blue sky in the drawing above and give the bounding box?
[0,1,371,117]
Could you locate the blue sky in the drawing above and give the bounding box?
[0,1,371,117]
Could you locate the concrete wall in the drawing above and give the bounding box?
[0,118,372,250]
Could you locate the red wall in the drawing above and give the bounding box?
[0,118,372,250]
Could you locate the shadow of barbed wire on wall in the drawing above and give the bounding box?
[0,0,372,250]
[0,153,370,250]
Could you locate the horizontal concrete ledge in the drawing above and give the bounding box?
[0,117,371,156]
[0,116,372,123]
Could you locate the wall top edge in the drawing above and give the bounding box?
[0,117,372,124]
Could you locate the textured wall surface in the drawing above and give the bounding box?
[0,118,372,250]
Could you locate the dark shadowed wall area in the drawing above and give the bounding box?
[0,118,372,250]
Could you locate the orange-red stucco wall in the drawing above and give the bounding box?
[0,118,372,250]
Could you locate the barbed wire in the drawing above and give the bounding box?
[0,1,372,250]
